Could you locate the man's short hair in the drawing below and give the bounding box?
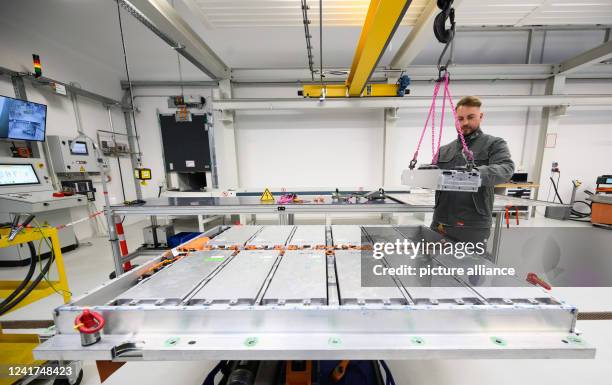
[457,96,482,109]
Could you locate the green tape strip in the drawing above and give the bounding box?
[490,336,507,346]
[566,335,583,344]
[164,337,180,347]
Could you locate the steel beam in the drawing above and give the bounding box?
[533,75,566,200]
[346,0,411,96]
[0,66,126,108]
[212,79,240,189]
[229,64,612,83]
[121,91,144,200]
[11,75,27,99]
[116,64,612,87]
[557,40,612,76]
[118,0,229,79]
[213,94,612,111]
[120,80,218,88]
[389,0,438,69]
[457,25,612,33]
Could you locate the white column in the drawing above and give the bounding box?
[213,79,240,189]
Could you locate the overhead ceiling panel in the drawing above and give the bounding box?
[456,0,612,26]
[191,0,430,28]
[190,0,612,30]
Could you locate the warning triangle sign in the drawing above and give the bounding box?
[260,188,274,202]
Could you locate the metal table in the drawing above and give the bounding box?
[108,191,567,274]
[34,225,594,362]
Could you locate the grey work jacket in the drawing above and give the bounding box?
[433,128,515,228]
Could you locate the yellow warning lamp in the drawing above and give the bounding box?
[134,168,152,180]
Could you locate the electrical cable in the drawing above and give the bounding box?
[379,360,396,385]
[570,200,591,219]
[115,158,126,202]
[549,176,593,220]
[109,109,127,201]
[116,1,143,165]
[176,50,185,99]
[0,237,55,316]
[32,219,72,298]
[171,0,185,98]
[319,0,323,86]
[300,0,315,80]
[0,218,73,317]
[546,172,554,202]
[550,176,564,204]
[0,242,37,312]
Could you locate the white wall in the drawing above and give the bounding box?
[0,0,151,241]
[232,85,384,188]
[128,87,214,196]
[0,77,139,240]
[127,76,612,210]
[539,80,612,205]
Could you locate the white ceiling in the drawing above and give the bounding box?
[189,0,612,28]
[457,0,612,26]
[188,0,429,27]
[1,0,611,92]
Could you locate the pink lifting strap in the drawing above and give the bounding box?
[409,73,473,169]
[411,80,442,165]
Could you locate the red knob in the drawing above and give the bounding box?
[75,309,105,334]
[526,272,551,290]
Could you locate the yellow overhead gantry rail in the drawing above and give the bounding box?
[302,0,411,98]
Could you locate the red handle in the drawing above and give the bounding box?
[505,206,520,228]
[515,207,519,225]
[526,272,551,290]
[505,207,510,228]
[75,309,105,334]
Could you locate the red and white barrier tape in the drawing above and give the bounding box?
[55,210,104,230]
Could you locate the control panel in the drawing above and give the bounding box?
[47,135,99,173]
[0,157,53,194]
[0,191,86,213]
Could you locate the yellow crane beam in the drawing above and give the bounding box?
[346,0,412,96]
[301,83,400,98]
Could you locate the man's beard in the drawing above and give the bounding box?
[462,126,479,136]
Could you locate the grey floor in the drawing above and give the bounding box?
[1,217,611,384]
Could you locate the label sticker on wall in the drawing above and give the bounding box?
[52,82,67,95]
[186,160,195,168]
[545,133,557,148]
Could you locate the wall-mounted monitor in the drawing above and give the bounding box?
[0,164,41,186]
[0,95,47,142]
[69,140,88,155]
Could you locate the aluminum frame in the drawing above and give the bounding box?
[34,225,594,361]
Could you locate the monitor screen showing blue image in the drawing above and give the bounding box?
[0,95,47,142]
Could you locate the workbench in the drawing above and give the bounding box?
[109,190,567,275]
[34,225,594,363]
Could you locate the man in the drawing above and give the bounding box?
[431,96,514,247]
